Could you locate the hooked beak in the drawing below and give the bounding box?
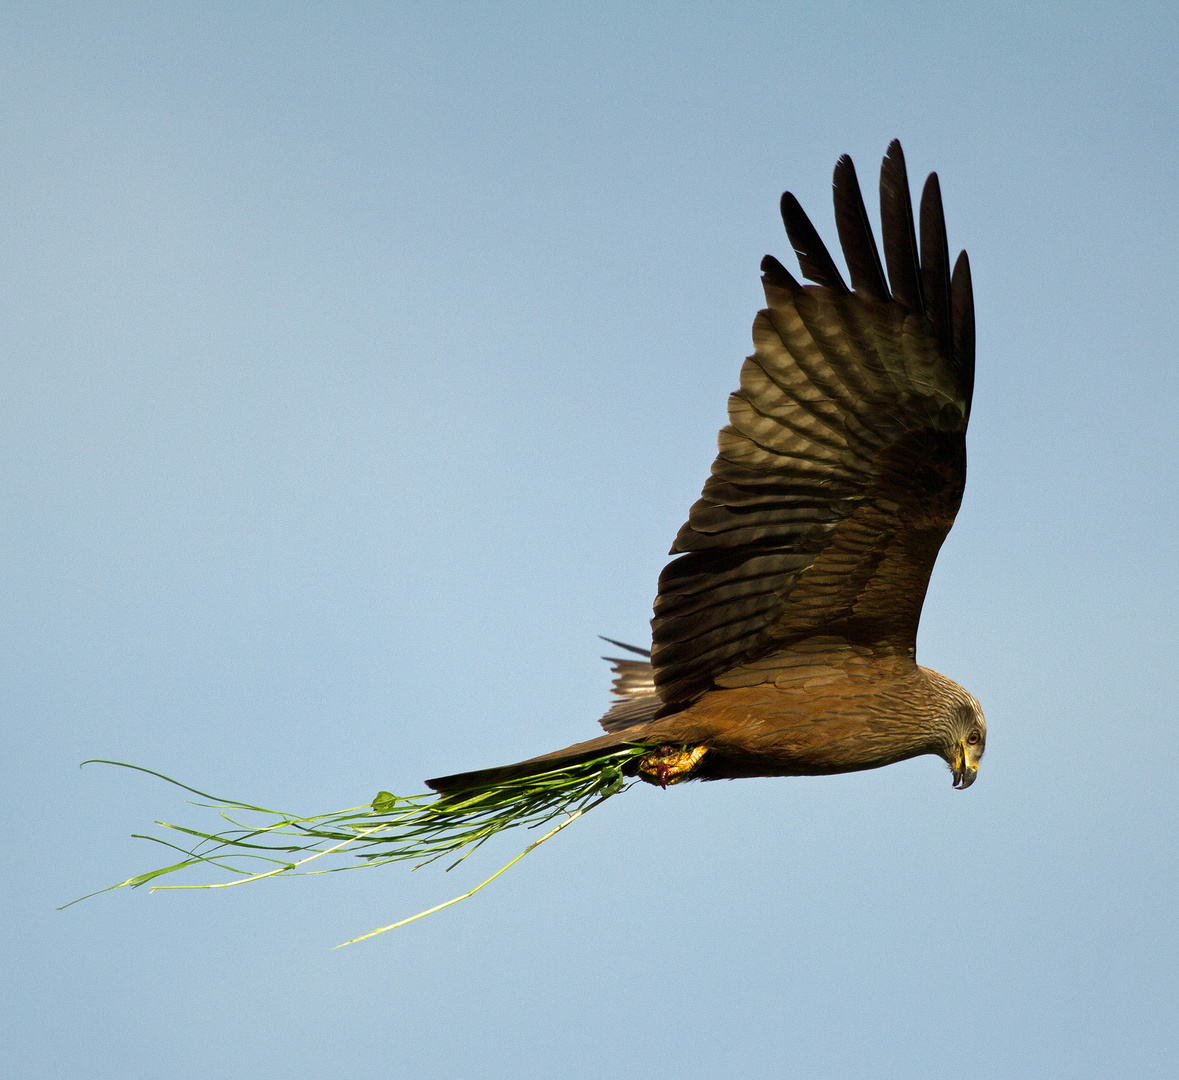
[951,739,978,790]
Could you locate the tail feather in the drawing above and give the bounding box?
[425,731,642,796]
[427,639,662,795]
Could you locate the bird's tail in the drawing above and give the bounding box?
[425,730,645,795]
[425,637,661,796]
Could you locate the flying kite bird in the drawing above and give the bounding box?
[83,140,985,939]
[427,138,984,797]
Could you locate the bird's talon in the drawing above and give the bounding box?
[639,745,708,788]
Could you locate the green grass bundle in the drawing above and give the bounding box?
[72,747,647,944]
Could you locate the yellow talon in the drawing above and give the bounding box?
[638,745,708,788]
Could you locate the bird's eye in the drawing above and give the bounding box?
[967,731,980,745]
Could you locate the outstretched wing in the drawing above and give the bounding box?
[651,142,975,711]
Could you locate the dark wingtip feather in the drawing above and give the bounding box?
[760,253,801,290]
[951,250,976,416]
[779,191,849,294]
[879,140,923,311]
[832,154,889,300]
[919,171,953,360]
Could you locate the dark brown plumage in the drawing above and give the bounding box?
[428,140,986,797]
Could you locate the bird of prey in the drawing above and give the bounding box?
[428,139,985,798]
[87,141,985,932]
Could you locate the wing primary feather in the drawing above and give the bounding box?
[760,253,801,291]
[779,192,850,294]
[951,250,976,417]
[879,139,923,311]
[919,172,954,361]
[832,154,889,300]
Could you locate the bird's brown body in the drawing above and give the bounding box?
[646,654,968,781]
[428,141,986,799]
[430,648,979,791]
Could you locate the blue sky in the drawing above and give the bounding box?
[3,4,1177,1078]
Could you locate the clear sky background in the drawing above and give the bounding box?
[3,3,1177,1078]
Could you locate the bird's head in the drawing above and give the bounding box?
[921,668,986,789]
[946,694,986,790]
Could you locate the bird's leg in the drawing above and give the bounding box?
[638,745,708,788]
